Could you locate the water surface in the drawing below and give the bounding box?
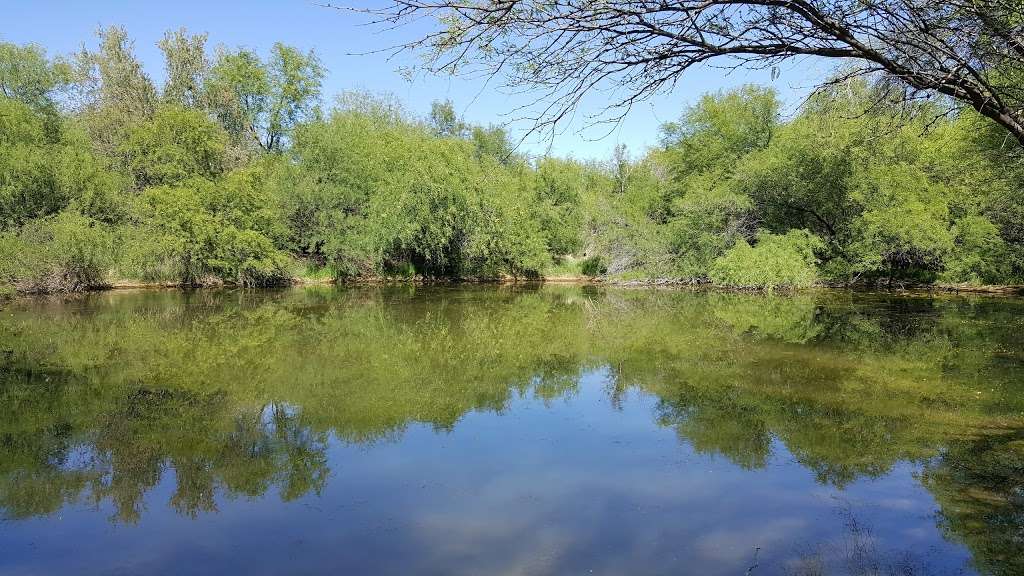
[1,286,1023,575]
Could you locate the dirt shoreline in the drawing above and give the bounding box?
[7,277,1022,297]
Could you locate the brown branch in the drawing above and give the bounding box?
[337,0,1024,146]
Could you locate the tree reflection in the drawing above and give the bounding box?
[0,362,328,522]
[1,286,1022,571]
[924,430,1024,576]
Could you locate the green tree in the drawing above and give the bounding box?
[0,211,115,292]
[533,157,585,255]
[76,26,158,155]
[279,98,553,278]
[661,85,779,183]
[469,124,516,164]
[206,43,324,152]
[0,41,70,111]
[846,164,955,285]
[667,183,753,279]
[158,28,209,108]
[428,99,464,137]
[121,104,228,188]
[652,86,780,278]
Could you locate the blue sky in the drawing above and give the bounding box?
[2,0,832,159]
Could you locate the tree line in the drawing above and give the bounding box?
[1,26,1023,293]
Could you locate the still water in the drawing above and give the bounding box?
[1,286,1022,576]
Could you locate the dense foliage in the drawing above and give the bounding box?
[1,28,1023,293]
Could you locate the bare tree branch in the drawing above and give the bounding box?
[334,0,1024,146]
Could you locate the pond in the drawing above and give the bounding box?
[1,286,1023,576]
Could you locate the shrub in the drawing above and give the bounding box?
[208,227,293,286]
[667,183,753,279]
[0,211,115,292]
[941,215,1010,285]
[710,229,822,289]
[582,184,674,277]
[139,175,291,287]
[283,107,559,280]
[112,224,182,283]
[580,255,607,277]
[0,99,129,228]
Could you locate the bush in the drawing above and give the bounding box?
[112,224,182,283]
[582,183,675,277]
[139,174,292,287]
[580,255,607,277]
[283,106,560,280]
[209,227,293,286]
[941,215,1010,285]
[0,99,129,228]
[0,211,115,292]
[667,183,753,279]
[710,229,822,289]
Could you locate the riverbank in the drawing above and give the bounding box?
[3,274,1022,299]
[583,276,1024,296]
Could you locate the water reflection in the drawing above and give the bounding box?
[1,286,1022,575]
[0,368,327,522]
